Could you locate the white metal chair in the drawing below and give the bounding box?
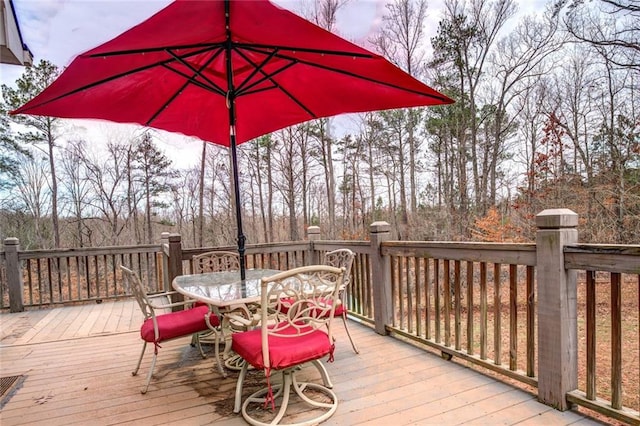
[192,250,256,375]
[323,248,359,353]
[231,265,345,426]
[120,265,220,394]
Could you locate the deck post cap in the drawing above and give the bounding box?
[370,221,391,233]
[536,209,578,228]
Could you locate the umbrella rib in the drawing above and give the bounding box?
[146,49,226,125]
[86,43,224,58]
[165,48,226,96]
[232,42,374,59]
[232,48,297,97]
[232,47,317,118]
[18,46,221,111]
[297,58,450,101]
[162,64,225,95]
[86,42,373,60]
[232,47,279,95]
[243,46,451,102]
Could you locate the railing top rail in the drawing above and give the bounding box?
[381,241,537,266]
[565,244,640,274]
[15,244,162,260]
[180,241,312,260]
[312,240,371,254]
[565,244,640,254]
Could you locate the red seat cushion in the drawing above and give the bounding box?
[231,322,332,370]
[140,305,219,343]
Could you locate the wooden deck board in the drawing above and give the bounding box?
[0,301,603,425]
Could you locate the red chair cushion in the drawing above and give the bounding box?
[140,305,219,343]
[231,322,332,370]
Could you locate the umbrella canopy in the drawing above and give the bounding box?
[13,0,454,278]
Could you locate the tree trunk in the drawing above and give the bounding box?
[46,120,60,248]
[198,141,206,247]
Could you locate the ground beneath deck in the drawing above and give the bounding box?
[0,300,604,425]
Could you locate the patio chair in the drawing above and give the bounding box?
[120,265,220,394]
[192,250,257,375]
[192,250,240,273]
[231,265,345,426]
[323,248,359,353]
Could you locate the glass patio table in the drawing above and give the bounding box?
[172,268,281,372]
[172,268,281,307]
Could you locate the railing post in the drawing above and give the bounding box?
[536,209,579,410]
[4,238,24,313]
[307,225,321,265]
[167,233,184,308]
[370,221,391,335]
[160,232,170,292]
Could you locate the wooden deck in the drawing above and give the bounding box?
[0,301,604,425]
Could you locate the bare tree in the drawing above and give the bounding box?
[2,60,62,247]
[304,0,350,239]
[371,0,429,217]
[13,154,52,248]
[554,0,640,71]
[84,141,130,245]
[204,145,235,246]
[271,127,306,241]
[198,141,207,246]
[481,11,563,210]
[170,167,200,246]
[131,133,174,244]
[59,139,92,247]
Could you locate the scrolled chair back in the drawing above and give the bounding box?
[260,265,345,345]
[192,250,240,273]
[323,248,354,288]
[120,265,154,320]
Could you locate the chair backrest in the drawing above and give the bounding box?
[323,249,354,289]
[120,265,154,320]
[192,251,240,273]
[259,265,344,368]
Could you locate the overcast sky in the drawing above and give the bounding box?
[1,0,390,84]
[1,0,546,169]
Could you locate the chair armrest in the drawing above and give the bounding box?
[224,303,261,329]
[147,291,201,310]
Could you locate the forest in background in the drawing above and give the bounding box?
[1,0,638,250]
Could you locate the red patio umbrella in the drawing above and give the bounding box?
[13,0,453,278]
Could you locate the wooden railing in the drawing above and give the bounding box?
[563,245,640,424]
[0,236,312,310]
[1,210,638,424]
[0,239,164,308]
[381,242,538,387]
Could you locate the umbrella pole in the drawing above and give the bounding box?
[225,0,246,281]
[229,128,246,281]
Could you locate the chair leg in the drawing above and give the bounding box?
[213,330,227,377]
[233,361,250,413]
[141,348,158,394]
[193,333,207,359]
[240,368,338,426]
[132,341,147,377]
[311,359,333,388]
[342,312,359,354]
